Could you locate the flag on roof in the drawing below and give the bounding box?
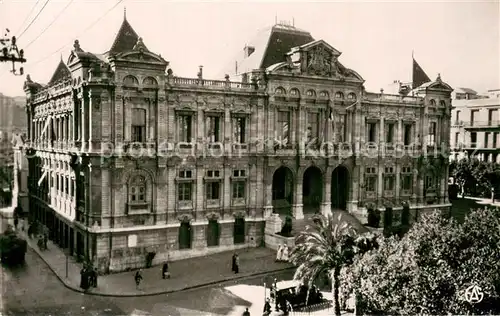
[412,57,431,89]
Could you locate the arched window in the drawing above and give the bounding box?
[275,87,286,95]
[290,88,300,97]
[306,90,316,97]
[440,100,446,107]
[319,91,329,98]
[335,92,344,99]
[206,219,220,247]
[347,93,357,100]
[179,222,192,249]
[123,75,139,86]
[129,175,146,202]
[143,77,158,86]
[430,99,436,106]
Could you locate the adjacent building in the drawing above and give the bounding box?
[450,93,500,162]
[23,15,453,273]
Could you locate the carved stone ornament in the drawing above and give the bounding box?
[307,46,336,76]
[206,212,220,221]
[232,210,246,219]
[178,214,193,223]
[93,96,101,110]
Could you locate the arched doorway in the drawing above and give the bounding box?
[302,166,323,213]
[272,166,294,214]
[331,166,349,210]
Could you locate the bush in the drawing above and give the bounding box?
[367,209,381,228]
[0,229,27,266]
[279,216,293,237]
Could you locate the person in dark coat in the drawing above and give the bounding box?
[242,307,250,316]
[162,262,170,279]
[80,266,89,290]
[263,298,272,316]
[89,265,98,287]
[135,269,143,290]
[231,253,237,272]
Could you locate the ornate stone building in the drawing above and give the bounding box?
[23,16,453,272]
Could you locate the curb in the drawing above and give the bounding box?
[29,245,295,297]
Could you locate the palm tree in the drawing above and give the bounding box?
[289,213,378,316]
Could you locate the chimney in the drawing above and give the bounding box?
[244,45,255,58]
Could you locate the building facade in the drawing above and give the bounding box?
[450,95,500,162]
[23,16,453,273]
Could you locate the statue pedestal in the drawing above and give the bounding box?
[265,213,282,235]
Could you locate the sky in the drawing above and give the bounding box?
[0,0,498,97]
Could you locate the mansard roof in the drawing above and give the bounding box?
[222,23,314,77]
[108,16,144,54]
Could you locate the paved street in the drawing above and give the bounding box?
[1,247,296,316]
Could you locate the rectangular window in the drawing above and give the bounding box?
[232,181,245,199]
[425,176,435,191]
[428,122,437,146]
[455,132,460,146]
[178,183,192,201]
[404,124,412,146]
[365,167,377,192]
[401,167,412,192]
[131,108,146,143]
[485,132,490,148]
[385,122,395,144]
[233,170,246,177]
[232,116,246,143]
[471,110,479,125]
[455,110,460,123]
[179,170,192,178]
[277,111,290,144]
[383,167,395,191]
[206,115,221,142]
[206,182,220,200]
[470,132,477,148]
[178,114,192,142]
[488,109,497,125]
[367,122,377,142]
[494,132,498,148]
[307,112,319,142]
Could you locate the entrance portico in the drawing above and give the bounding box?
[267,163,352,219]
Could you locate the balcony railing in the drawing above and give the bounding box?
[463,120,500,128]
[364,92,422,104]
[169,77,256,91]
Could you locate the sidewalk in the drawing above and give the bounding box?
[17,224,294,297]
[464,196,500,207]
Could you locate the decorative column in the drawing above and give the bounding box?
[347,166,360,214]
[263,170,273,218]
[292,172,304,220]
[321,169,332,216]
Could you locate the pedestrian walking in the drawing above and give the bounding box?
[135,269,143,290]
[234,254,240,274]
[263,298,272,316]
[13,217,18,230]
[242,307,250,316]
[90,265,98,287]
[231,253,237,273]
[162,262,170,279]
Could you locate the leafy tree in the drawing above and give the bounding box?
[340,208,500,315]
[451,158,475,197]
[289,214,378,316]
[472,161,500,201]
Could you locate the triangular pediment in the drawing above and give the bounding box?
[116,50,168,66]
[299,39,342,57]
[427,81,453,92]
[49,60,71,85]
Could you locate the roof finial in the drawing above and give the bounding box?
[275,14,277,25]
[124,6,127,20]
[60,53,63,61]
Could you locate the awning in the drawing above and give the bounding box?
[40,115,52,138]
[38,169,47,186]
